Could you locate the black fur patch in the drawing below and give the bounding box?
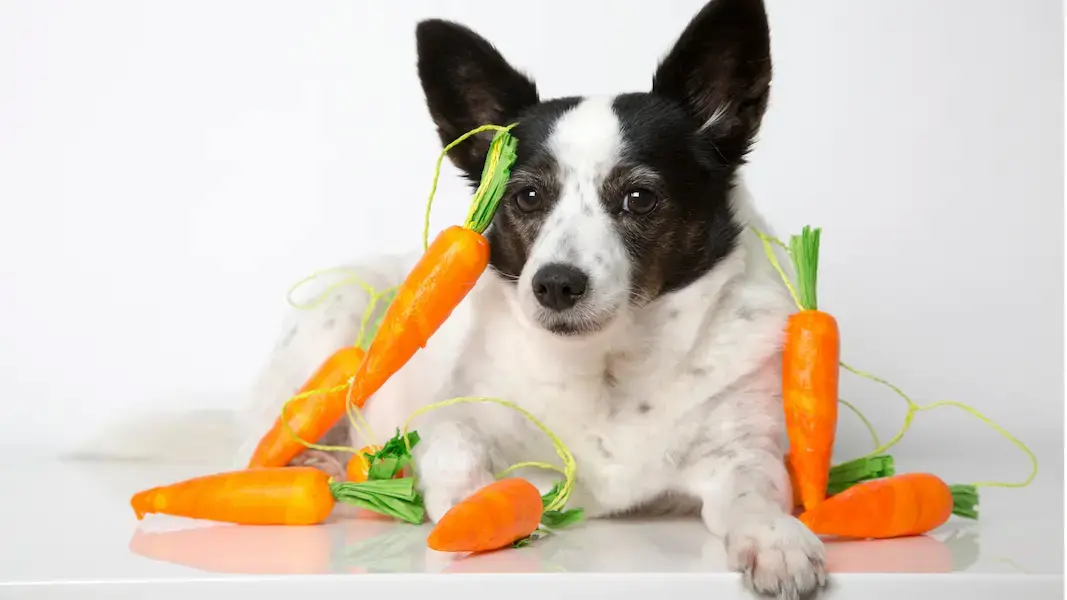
[415,0,772,303]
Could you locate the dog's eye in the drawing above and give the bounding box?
[622,189,657,215]
[515,187,542,212]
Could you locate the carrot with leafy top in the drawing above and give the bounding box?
[249,346,365,469]
[246,129,518,470]
[427,478,544,553]
[798,472,978,539]
[133,432,427,525]
[782,226,840,511]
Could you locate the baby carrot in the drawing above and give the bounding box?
[131,467,336,526]
[798,472,978,539]
[248,346,365,469]
[782,226,840,511]
[427,478,544,553]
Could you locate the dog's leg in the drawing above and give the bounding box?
[411,417,496,523]
[692,448,827,600]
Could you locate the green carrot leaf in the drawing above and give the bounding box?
[365,429,420,480]
[949,484,979,520]
[330,477,426,524]
[464,129,519,234]
[788,225,822,311]
[541,508,584,529]
[826,455,895,496]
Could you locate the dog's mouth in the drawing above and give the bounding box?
[535,307,616,338]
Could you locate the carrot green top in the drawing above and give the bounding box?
[463,128,519,234]
[788,225,822,312]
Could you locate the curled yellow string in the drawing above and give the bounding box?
[400,396,577,512]
[750,225,1039,489]
[422,123,516,251]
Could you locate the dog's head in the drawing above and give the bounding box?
[416,0,771,338]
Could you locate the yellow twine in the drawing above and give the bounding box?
[422,123,516,251]
[750,225,1039,489]
[400,396,577,512]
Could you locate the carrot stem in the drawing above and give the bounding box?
[949,484,979,519]
[464,128,519,234]
[330,478,425,524]
[789,225,821,311]
[827,455,895,496]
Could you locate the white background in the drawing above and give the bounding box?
[0,0,1061,484]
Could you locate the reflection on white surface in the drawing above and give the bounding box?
[0,457,1060,593]
[127,515,993,576]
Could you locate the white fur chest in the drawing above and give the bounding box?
[445,269,757,515]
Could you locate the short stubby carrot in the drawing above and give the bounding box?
[131,467,335,526]
[345,445,405,483]
[427,478,544,553]
[248,346,365,469]
[798,472,978,539]
[782,226,840,511]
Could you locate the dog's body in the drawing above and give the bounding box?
[163,1,827,598]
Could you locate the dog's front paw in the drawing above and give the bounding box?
[422,468,495,523]
[726,513,827,600]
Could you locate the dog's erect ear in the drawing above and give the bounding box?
[652,0,772,165]
[416,19,539,181]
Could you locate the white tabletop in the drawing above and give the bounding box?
[1,457,1062,600]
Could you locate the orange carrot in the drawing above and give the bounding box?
[781,226,840,511]
[427,478,544,553]
[134,432,427,526]
[798,472,978,539]
[348,225,489,407]
[131,467,335,526]
[248,346,365,469]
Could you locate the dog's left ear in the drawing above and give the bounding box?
[652,0,772,165]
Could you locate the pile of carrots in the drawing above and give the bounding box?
[129,126,575,553]
[779,226,977,539]
[128,120,978,557]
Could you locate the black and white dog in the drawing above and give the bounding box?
[231,0,825,597]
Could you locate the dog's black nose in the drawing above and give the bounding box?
[532,263,588,311]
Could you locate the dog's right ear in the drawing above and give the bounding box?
[416,20,539,181]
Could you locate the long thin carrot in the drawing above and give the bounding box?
[248,346,365,469]
[798,472,978,539]
[133,432,427,525]
[131,467,336,526]
[782,226,840,511]
[427,478,544,553]
[247,127,518,469]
